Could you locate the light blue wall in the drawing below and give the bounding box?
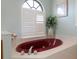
[1,0,52,36]
[51,0,77,36]
[1,0,21,35]
[39,0,52,17]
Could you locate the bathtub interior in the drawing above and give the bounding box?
[16,38,63,53]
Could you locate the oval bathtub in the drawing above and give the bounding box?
[16,38,62,53]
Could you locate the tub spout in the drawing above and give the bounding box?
[28,46,33,55]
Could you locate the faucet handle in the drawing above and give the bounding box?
[20,50,25,55]
[33,50,37,55]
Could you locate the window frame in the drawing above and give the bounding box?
[23,0,43,12]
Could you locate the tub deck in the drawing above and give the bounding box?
[12,36,76,59]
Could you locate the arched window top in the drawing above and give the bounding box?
[22,0,43,12]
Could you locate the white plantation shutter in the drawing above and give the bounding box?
[21,8,45,37]
[36,14,44,23]
[35,11,45,35]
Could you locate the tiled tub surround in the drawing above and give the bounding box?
[12,36,76,59]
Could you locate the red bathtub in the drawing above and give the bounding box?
[16,38,62,53]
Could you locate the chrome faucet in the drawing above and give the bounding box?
[28,46,33,55]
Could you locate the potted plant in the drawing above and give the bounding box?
[46,16,57,38]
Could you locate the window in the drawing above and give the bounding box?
[22,0,43,12]
[21,0,45,37]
